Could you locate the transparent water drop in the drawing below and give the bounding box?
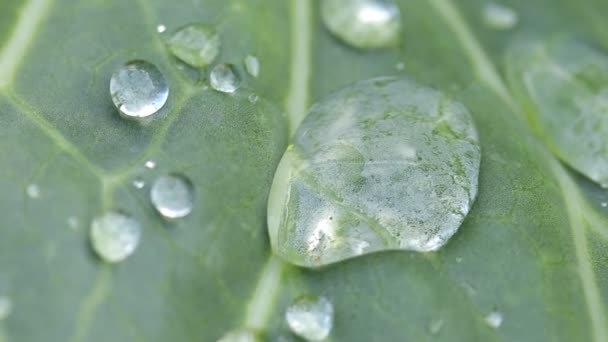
[321,0,401,49]
[483,3,518,30]
[156,24,166,33]
[26,184,40,198]
[248,93,259,104]
[601,202,608,208]
[428,318,444,335]
[110,60,169,120]
[90,211,141,263]
[395,62,405,71]
[456,257,463,263]
[133,177,145,189]
[485,311,503,328]
[244,55,260,77]
[168,24,220,68]
[67,216,80,230]
[145,160,157,169]
[217,329,258,342]
[285,295,333,341]
[150,174,194,219]
[210,63,241,93]
[0,296,12,320]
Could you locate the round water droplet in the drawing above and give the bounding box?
[601,202,608,208]
[110,60,169,120]
[0,296,12,320]
[244,55,260,77]
[90,211,141,263]
[133,177,145,189]
[168,24,220,68]
[428,318,444,335]
[395,62,405,71]
[485,311,503,328]
[217,329,258,342]
[145,160,157,169]
[248,93,259,104]
[150,174,194,219]
[267,77,480,267]
[26,184,40,198]
[156,24,166,33]
[67,216,80,230]
[285,295,333,341]
[321,0,401,49]
[210,63,241,93]
[483,3,518,30]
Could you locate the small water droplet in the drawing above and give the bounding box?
[156,24,166,33]
[133,177,145,189]
[286,295,333,341]
[321,0,401,49]
[456,257,463,263]
[110,60,169,120]
[210,63,241,93]
[145,160,157,169]
[0,296,12,320]
[217,329,258,342]
[395,62,405,71]
[90,211,141,263]
[601,202,608,208]
[248,93,259,104]
[428,318,444,335]
[244,55,260,77]
[168,24,220,68]
[485,310,503,328]
[483,3,518,30]
[67,216,80,230]
[26,184,40,198]
[150,174,194,219]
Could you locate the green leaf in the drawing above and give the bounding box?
[0,0,607,341]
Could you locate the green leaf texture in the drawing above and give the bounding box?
[0,0,607,341]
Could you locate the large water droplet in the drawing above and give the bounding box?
[485,310,503,328]
[110,60,169,120]
[217,329,258,342]
[26,184,40,198]
[167,24,220,68]
[244,55,260,77]
[286,295,333,341]
[321,0,401,49]
[483,3,518,30]
[150,174,194,219]
[210,63,241,93]
[0,296,12,320]
[267,77,480,267]
[90,211,141,263]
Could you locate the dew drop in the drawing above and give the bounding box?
[485,311,503,328]
[483,3,518,30]
[0,296,12,320]
[602,202,608,208]
[395,62,405,71]
[26,184,40,198]
[156,24,166,33]
[248,93,259,104]
[210,63,241,93]
[321,0,401,49]
[133,177,145,189]
[110,60,169,120]
[150,174,194,219]
[428,318,444,335]
[244,55,260,77]
[217,329,258,342]
[168,24,220,68]
[90,211,141,263]
[67,216,80,230]
[145,160,157,169]
[286,295,333,341]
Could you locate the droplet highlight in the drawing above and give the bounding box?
[321,0,401,49]
[168,24,220,68]
[110,60,169,120]
[286,295,333,341]
[248,93,259,104]
[26,184,40,198]
[485,311,503,328]
[210,63,241,93]
[133,177,145,189]
[0,296,12,320]
[428,318,444,335]
[150,174,194,219]
[90,211,141,263]
[145,160,157,169]
[483,3,518,30]
[156,24,166,33]
[244,55,260,77]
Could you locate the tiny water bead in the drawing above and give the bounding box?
[485,311,503,328]
[248,93,259,104]
[285,295,333,341]
[602,202,608,208]
[110,60,169,120]
[483,3,518,30]
[0,296,12,320]
[145,160,157,169]
[67,216,80,230]
[216,329,258,342]
[156,24,166,33]
[210,64,241,93]
[150,174,194,219]
[133,177,145,189]
[321,0,402,49]
[90,211,141,263]
[428,318,444,335]
[244,55,260,77]
[26,184,40,198]
[168,24,220,68]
